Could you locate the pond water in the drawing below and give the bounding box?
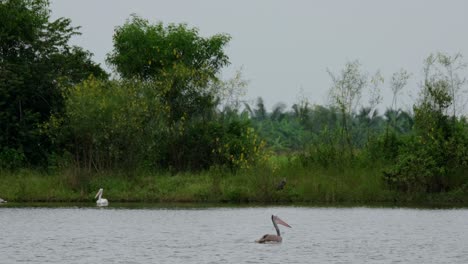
[1,204,468,263]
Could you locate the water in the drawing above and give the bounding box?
[1,205,468,263]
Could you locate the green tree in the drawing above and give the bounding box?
[104,15,265,172]
[216,69,248,111]
[308,105,340,134]
[292,96,310,126]
[383,109,413,134]
[46,78,162,172]
[327,60,367,156]
[355,107,384,147]
[384,77,468,192]
[360,70,384,145]
[0,0,107,166]
[245,97,268,121]
[106,15,231,122]
[423,52,467,119]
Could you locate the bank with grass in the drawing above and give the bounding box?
[2,157,468,205]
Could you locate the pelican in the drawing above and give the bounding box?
[95,188,108,206]
[256,215,292,243]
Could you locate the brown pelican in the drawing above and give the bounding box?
[95,188,109,207]
[256,215,291,243]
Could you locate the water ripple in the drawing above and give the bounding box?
[1,207,468,263]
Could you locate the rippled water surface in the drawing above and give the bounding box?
[2,205,468,263]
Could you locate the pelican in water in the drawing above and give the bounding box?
[95,188,108,207]
[256,215,292,243]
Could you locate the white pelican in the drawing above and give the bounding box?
[256,215,291,243]
[95,188,108,206]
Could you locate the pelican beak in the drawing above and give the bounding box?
[275,217,292,228]
[95,189,101,198]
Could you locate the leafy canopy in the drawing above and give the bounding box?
[106,15,231,122]
[107,15,230,81]
[0,0,107,166]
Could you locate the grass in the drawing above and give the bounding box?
[1,157,467,205]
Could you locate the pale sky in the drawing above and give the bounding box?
[50,0,468,111]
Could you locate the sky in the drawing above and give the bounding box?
[49,0,468,111]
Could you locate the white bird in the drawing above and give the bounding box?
[95,188,108,207]
[0,198,7,204]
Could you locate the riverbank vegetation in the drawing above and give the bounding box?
[1,0,468,204]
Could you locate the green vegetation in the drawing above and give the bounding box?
[0,163,415,203]
[3,159,468,204]
[0,0,108,167]
[1,0,468,205]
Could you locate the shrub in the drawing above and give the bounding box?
[0,148,25,170]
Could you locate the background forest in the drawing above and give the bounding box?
[1,0,468,203]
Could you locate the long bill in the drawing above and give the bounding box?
[275,217,292,228]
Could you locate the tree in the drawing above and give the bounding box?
[271,102,287,121]
[105,15,265,172]
[46,78,161,171]
[383,109,413,134]
[423,52,467,118]
[327,60,367,156]
[0,0,107,166]
[390,69,411,113]
[368,71,384,118]
[216,68,248,111]
[384,74,468,193]
[387,69,411,135]
[292,93,310,126]
[244,97,268,121]
[355,107,384,146]
[360,70,384,144]
[254,97,267,121]
[106,15,231,122]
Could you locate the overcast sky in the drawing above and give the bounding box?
[50,0,468,111]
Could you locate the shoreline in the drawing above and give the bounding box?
[2,201,468,209]
[2,167,468,207]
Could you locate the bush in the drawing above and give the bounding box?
[45,77,163,171]
[384,80,468,193]
[0,148,25,170]
[163,117,266,171]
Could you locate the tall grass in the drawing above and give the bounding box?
[0,157,466,204]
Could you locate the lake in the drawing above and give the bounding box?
[1,204,468,263]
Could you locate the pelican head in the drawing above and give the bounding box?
[95,188,104,199]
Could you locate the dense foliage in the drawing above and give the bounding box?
[45,77,265,172]
[247,55,468,194]
[107,15,231,123]
[1,0,468,202]
[384,80,468,193]
[104,15,263,172]
[0,0,107,167]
